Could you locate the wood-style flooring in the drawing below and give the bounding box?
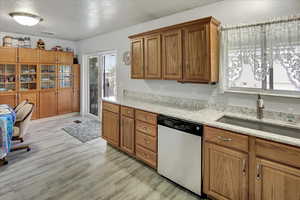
[0,115,202,200]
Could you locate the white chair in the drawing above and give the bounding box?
[11,103,34,152]
[14,100,28,113]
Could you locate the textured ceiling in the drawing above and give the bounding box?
[0,0,222,41]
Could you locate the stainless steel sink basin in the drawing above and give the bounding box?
[217,115,300,139]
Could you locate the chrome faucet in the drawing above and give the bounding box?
[257,94,264,119]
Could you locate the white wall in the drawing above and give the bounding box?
[0,32,77,53]
[77,0,300,114]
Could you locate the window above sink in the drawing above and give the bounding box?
[220,16,300,98]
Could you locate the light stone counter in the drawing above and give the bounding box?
[102,96,300,148]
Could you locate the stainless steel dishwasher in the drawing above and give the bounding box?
[157,115,203,196]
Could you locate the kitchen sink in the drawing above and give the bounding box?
[217,115,300,139]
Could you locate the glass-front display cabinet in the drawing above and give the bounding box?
[58,65,72,89]
[0,64,17,92]
[40,65,57,90]
[19,64,38,91]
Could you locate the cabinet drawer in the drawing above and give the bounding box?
[121,106,134,118]
[135,110,157,125]
[204,126,249,152]
[136,145,157,168]
[136,120,157,137]
[256,138,300,168]
[102,101,119,113]
[136,131,157,152]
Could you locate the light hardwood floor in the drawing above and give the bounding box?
[0,115,201,200]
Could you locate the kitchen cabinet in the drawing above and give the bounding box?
[57,51,73,65]
[0,63,18,92]
[144,34,161,79]
[0,47,17,63]
[130,38,144,79]
[255,158,300,200]
[57,89,73,114]
[102,102,120,147]
[204,126,300,200]
[18,48,39,63]
[18,91,39,119]
[0,93,18,107]
[182,23,209,82]
[39,50,57,64]
[204,142,248,200]
[39,90,58,118]
[19,64,38,91]
[72,90,80,112]
[101,101,158,169]
[162,29,182,80]
[72,64,80,112]
[120,107,135,155]
[129,17,220,83]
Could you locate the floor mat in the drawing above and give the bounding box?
[62,118,101,143]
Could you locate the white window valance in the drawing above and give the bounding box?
[221,16,300,94]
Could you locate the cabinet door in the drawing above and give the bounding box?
[162,29,182,80]
[0,93,18,107]
[183,23,209,82]
[72,89,80,112]
[18,48,39,63]
[58,65,72,89]
[204,142,248,200]
[255,158,300,200]
[39,91,57,118]
[57,52,73,65]
[57,89,73,114]
[120,116,135,155]
[131,38,144,79]
[102,110,120,147]
[144,34,161,79]
[72,64,80,90]
[0,47,17,63]
[19,92,39,119]
[39,50,57,64]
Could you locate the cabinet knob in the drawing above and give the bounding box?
[144,138,150,144]
[256,164,261,180]
[242,159,246,176]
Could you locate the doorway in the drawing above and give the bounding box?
[86,51,117,119]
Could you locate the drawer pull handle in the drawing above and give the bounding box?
[256,164,261,180]
[217,136,232,142]
[143,127,148,131]
[242,159,246,176]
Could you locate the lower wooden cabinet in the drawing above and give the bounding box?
[19,92,39,119]
[57,89,73,115]
[0,93,18,107]
[72,89,80,112]
[39,90,58,118]
[120,115,135,155]
[204,142,248,200]
[102,109,120,147]
[102,102,158,169]
[204,126,300,200]
[255,158,300,200]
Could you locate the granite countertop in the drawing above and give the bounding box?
[102,96,300,148]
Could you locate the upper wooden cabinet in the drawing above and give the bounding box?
[0,47,17,63]
[39,50,57,64]
[162,29,182,80]
[144,34,161,79]
[18,48,39,63]
[129,17,220,83]
[183,24,209,82]
[57,51,73,65]
[131,38,144,79]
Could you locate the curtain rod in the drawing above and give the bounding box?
[221,16,300,31]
